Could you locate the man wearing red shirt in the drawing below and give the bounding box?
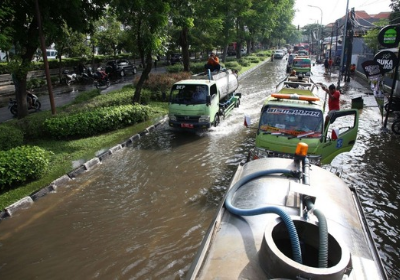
[322,84,340,126]
[322,84,340,111]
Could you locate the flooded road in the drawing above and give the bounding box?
[0,59,399,279]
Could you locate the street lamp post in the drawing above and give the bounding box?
[308,5,323,60]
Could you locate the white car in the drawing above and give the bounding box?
[273,50,285,59]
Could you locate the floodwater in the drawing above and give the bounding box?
[0,59,398,279]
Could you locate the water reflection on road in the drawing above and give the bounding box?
[0,59,398,279]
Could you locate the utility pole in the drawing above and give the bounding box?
[337,0,350,90]
[344,8,355,82]
[329,23,334,59]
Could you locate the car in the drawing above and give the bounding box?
[170,53,182,65]
[105,59,137,77]
[273,49,285,59]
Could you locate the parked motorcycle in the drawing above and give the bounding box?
[61,69,79,85]
[384,95,400,112]
[392,112,400,134]
[8,92,41,116]
[80,67,95,84]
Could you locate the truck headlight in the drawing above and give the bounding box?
[199,115,210,123]
[169,114,177,121]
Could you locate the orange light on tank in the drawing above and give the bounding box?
[295,142,308,157]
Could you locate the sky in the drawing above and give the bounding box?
[293,0,393,27]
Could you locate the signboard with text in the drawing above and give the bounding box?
[361,60,383,81]
[378,25,400,48]
[373,50,399,73]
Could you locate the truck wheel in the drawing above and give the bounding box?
[214,114,220,127]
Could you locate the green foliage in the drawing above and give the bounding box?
[190,62,208,74]
[0,145,52,189]
[0,63,8,74]
[43,105,151,139]
[363,19,389,54]
[0,125,24,151]
[166,63,184,73]
[224,61,243,72]
[133,72,192,94]
[26,78,45,89]
[247,56,260,63]
[13,112,53,141]
[238,58,251,67]
[71,89,101,104]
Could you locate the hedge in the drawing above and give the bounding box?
[0,125,24,151]
[0,145,52,189]
[43,104,152,139]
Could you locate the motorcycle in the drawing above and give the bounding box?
[61,69,79,85]
[8,92,41,116]
[384,95,400,112]
[79,67,95,84]
[93,68,110,89]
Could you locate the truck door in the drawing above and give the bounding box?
[320,109,359,164]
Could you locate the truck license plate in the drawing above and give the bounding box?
[181,123,193,128]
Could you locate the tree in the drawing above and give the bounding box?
[390,0,400,24]
[0,0,108,118]
[0,7,14,62]
[93,11,124,57]
[363,19,389,54]
[112,0,170,103]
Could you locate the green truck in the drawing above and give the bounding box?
[168,70,241,129]
[292,56,312,76]
[249,79,359,165]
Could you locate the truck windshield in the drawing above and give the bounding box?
[170,84,208,105]
[259,106,322,137]
[293,59,311,67]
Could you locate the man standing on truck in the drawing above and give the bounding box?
[205,53,221,72]
[322,84,340,126]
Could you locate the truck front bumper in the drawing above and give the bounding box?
[169,120,211,129]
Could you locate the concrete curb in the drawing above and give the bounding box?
[0,116,168,221]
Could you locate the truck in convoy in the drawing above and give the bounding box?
[292,56,312,76]
[168,70,241,129]
[248,77,359,165]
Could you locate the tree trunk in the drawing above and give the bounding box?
[133,51,153,104]
[180,27,190,72]
[13,71,29,119]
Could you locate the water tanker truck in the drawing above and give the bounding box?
[168,70,241,129]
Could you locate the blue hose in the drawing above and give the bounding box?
[225,169,303,264]
[305,199,328,268]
